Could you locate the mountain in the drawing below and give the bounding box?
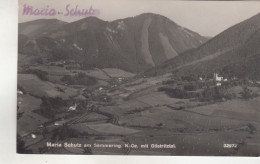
[18,19,67,54]
[18,13,207,72]
[18,19,67,38]
[146,13,260,80]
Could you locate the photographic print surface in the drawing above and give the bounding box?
[17,0,260,156]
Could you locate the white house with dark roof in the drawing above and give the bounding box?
[214,73,223,82]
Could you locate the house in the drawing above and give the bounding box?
[214,73,223,82]
[216,82,222,86]
[54,120,65,126]
[199,77,203,81]
[54,122,61,126]
[68,104,77,111]
[31,134,37,139]
[111,84,117,88]
[97,86,107,94]
[17,90,23,95]
[118,77,124,82]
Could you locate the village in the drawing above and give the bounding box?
[17,62,260,155]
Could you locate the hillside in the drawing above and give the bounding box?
[18,19,67,38]
[18,13,207,72]
[146,13,260,80]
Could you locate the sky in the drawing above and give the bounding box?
[18,0,260,36]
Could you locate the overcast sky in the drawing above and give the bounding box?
[19,0,260,36]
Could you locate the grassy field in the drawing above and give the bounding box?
[17,94,47,136]
[18,74,78,98]
[17,63,260,155]
[102,68,135,78]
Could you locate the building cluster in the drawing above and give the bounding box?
[213,73,228,86]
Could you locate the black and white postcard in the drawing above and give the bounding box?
[17,0,260,156]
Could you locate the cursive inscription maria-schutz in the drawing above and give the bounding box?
[22,4,99,17]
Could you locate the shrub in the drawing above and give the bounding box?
[55,86,64,92]
[57,63,64,67]
[51,124,81,141]
[241,87,257,100]
[18,84,26,94]
[17,135,32,154]
[162,80,176,85]
[76,100,90,110]
[184,84,197,91]
[61,73,97,86]
[39,97,70,118]
[247,123,256,134]
[51,48,72,61]
[25,69,48,81]
[36,58,44,64]
[198,87,233,102]
[181,76,196,82]
[158,87,193,99]
[83,148,92,154]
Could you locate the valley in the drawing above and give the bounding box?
[17,12,260,156]
[17,60,260,155]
